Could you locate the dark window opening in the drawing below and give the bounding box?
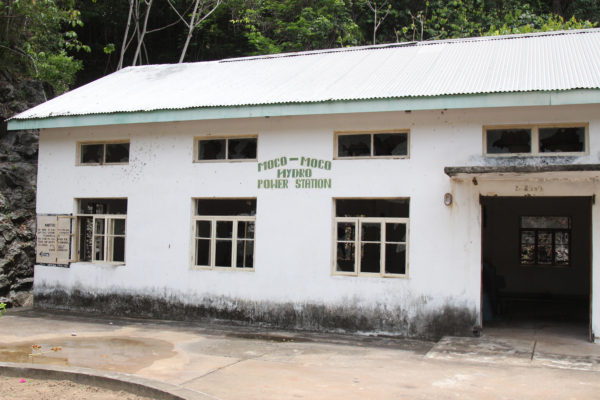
[338,134,370,157]
[105,143,130,163]
[81,144,104,163]
[81,142,129,164]
[374,133,408,156]
[196,199,256,216]
[197,137,256,161]
[79,198,128,215]
[338,132,409,158]
[336,199,409,218]
[486,129,531,154]
[539,127,585,153]
[228,138,257,159]
[198,139,226,160]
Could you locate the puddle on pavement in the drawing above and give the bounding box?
[0,337,175,374]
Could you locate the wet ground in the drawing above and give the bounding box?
[1,309,600,399]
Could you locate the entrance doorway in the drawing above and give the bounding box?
[481,196,592,339]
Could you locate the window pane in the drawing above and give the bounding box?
[555,245,569,265]
[198,139,226,160]
[216,221,233,238]
[79,199,127,214]
[520,231,535,264]
[111,237,125,262]
[215,240,232,267]
[95,218,105,234]
[521,230,535,244]
[111,219,126,235]
[385,243,406,275]
[520,244,535,264]
[360,243,380,273]
[337,222,355,241]
[81,144,104,163]
[196,221,211,238]
[374,133,408,156]
[94,236,105,261]
[521,216,571,229]
[361,222,380,242]
[238,221,255,239]
[537,232,553,264]
[336,243,355,272]
[555,231,569,245]
[338,134,371,157]
[336,199,409,218]
[196,199,256,216]
[386,223,406,242]
[195,239,210,266]
[236,240,254,268]
[539,127,585,153]
[228,138,257,159]
[79,217,93,262]
[486,129,531,154]
[105,143,129,163]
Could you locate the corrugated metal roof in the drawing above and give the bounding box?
[12,29,600,121]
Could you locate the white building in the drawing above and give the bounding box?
[9,29,600,340]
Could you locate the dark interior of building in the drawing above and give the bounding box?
[481,196,591,330]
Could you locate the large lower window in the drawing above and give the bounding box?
[77,198,127,263]
[334,199,409,277]
[192,199,256,269]
[520,216,571,266]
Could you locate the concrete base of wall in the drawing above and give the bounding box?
[34,287,478,340]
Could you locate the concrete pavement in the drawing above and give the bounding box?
[1,309,600,399]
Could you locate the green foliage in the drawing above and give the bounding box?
[231,0,362,54]
[0,0,89,95]
[0,302,6,315]
[487,13,596,35]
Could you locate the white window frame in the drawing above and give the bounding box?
[333,216,409,278]
[75,214,127,264]
[483,123,588,157]
[334,130,410,160]
[77,140,130,165]
[194,135,258,163]
[191,215,256,270]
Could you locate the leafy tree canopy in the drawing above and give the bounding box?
[0,0,89,96]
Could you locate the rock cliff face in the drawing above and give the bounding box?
[0,71,46,307]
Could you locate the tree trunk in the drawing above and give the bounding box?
[117,0,134,70]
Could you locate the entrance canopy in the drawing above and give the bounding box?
[444,164,600,180]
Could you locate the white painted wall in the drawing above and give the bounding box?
[34,104,600,337]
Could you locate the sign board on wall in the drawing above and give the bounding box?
[257,156,332,190]
[36,215,72,265]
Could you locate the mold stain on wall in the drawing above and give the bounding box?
[34,285,477,341]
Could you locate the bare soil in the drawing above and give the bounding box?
[0,376,155,400]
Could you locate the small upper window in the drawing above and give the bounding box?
[196,137,257,161]
[336,132,409,158]
[80,142,129,164]
[484,125,586,156]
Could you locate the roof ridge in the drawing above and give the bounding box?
[219,28,600,64]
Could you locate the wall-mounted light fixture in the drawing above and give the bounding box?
[444,193,453,206]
